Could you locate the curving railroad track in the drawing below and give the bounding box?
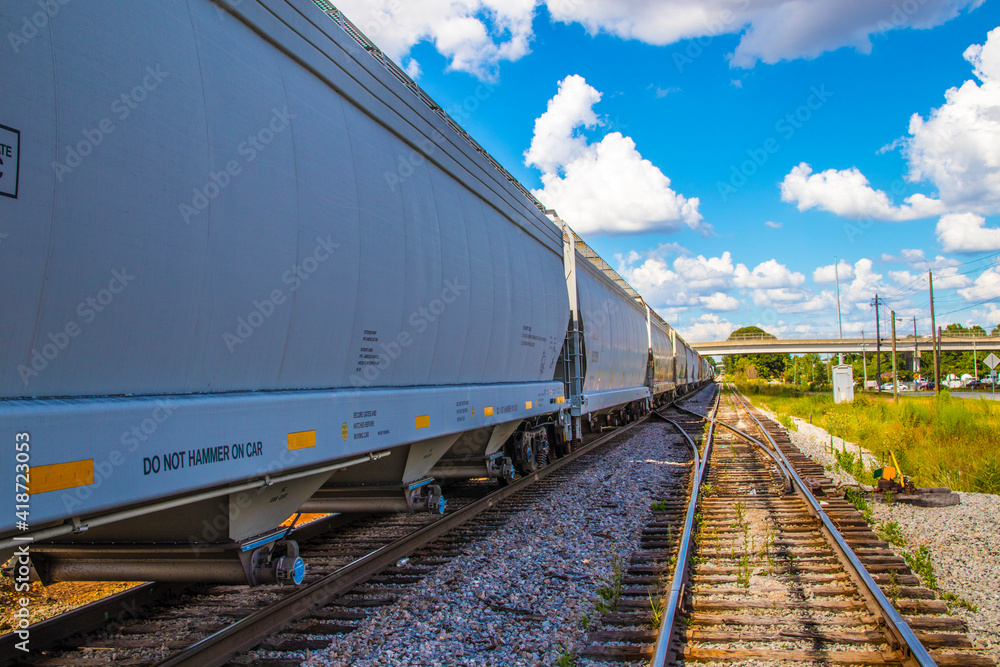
[581,384,995,667]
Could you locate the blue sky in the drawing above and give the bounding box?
[334,0,1000,342]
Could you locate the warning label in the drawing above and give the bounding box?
[0,124,19,199]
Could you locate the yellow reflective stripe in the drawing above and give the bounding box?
[288,430,316,451]
[525,401,533,410]
[556,396,565,404]
[30,460,94,495]
[415,415,430,429]
[484,406,494,417]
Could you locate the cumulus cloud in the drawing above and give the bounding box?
[526,75,705,236]
[880,248,962,272]
[332,0,535,80]
[764,220,782,228]
[813,260,856,284]
[333,1,983,78]
[888,266,969,289]
[700,292,741,311]
[780,163,945,221]
[675,313,737,342]
[936,212,1000,253]
[546,0,982,68]
[617,249,804,313]
[733,259,806,289]
[905,26,1000,214]
[958,267,1000,302]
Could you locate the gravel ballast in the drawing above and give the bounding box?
[757,406,1000,664]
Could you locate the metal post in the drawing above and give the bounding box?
[874,295,881,391]
[930,272,939,396]
[862,330,868,390]
[913,317,919,376]
[835,257,844,365]
[891,311,898,403]
[974,337,978,381]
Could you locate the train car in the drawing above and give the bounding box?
[0,0,714,585]
[0,0,570,585]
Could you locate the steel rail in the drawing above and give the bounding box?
[672,403,793,494]
[726,387,936,667]
[151,403,678,667]
[648,386,720,666]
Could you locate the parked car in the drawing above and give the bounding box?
[880,382,895,391]
[918,381,935,391]
[966,379,983,389]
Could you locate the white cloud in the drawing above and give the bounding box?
[545,0,982,69]
[764,220,782,228]
[332,0,535,80]
[813,260,856,284]
[880,249,961,272]
[675,313,737,342]
[780,163,945,221]
[905,26,1000,214]
[526,75,705,236]
[617,249,803,314]
[733,259,806,289]
[888,266,969,289]
[334,1,983,78]
[958,267,1000,302]
[936,212,1000,253]
[700,292,741,311]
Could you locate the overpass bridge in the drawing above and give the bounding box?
[691,335,1000,356]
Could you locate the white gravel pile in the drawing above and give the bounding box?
[756,404,1000,664]
[278,404,711,667]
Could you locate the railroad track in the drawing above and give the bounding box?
[4,388,709,667]
[580,384,995,667]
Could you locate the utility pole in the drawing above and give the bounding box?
[835,257,844,365]
[913,316,919,377]
[873,295,882,391]
[930,272,940,396]
[862,330,868,389]
[891,310,899,403]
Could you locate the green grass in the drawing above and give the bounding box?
[737,382,1000,493]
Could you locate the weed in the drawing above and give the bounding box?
[876,521,907,547]
[941,591,979,612]
[844,487,874,523]
[648,590,664,628]
[579,612,590,630]
[595,555,624,614]
[651,499,671,512]
[736,554,753,589]
[887,569,900,605]
[555,648,578,667]
[904,545,938,591]
[700,482,717,497]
